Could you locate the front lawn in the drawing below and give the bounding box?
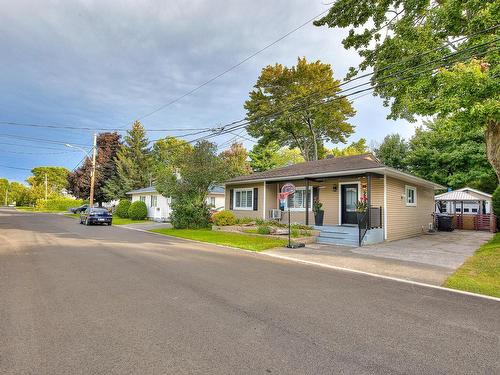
[150,228,288,251]
[444,233,500,298]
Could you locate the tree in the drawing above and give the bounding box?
[8,182,30,206]
[27,166,69,195]
[273,147,305,167]
[406,119,497,193]
[67,132,121,205]
[156,141,226,228]
[152,136,192,175]
[245,57,356,161]
[374,134,409,170]
[0,178,8,205]
[329,138,369,157]
[314,1,499,181]
[249,141,280,172]
[104,121,152,199]
[219,142,252,178]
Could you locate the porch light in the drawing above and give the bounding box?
[332,184,337,192]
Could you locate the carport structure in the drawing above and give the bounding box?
[435,190,496,232]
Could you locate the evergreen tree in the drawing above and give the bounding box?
[374,134,409,171]
[104,121,152,199]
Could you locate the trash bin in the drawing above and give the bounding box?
[436,214,454,231]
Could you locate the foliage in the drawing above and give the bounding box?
[104,121,152,199]
[219,142,252,178]
[492,186,500,218]
[0,178,8,205]
[312,198,323,214]
[150,228,288,252]
[127,200,148,220]
[406,119,497,192]
[315,1,500,181]
[68,132,121,204]
[272,147,305,167]
[355,194,368,213]
[237,217,256,225]
[115,199,131,218]
[36,197,85,212]
[444,233,500,297]
[8,182,31,206]
[156,140,226,229]
[245,57,355,161]
[212,210,237,226]
[329,138,368,157]
[249,141,280,172]
[257,225,272,235]
[152,136,192,176]
[27,166,69,195]
[374,134,409,171]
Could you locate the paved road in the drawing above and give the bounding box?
[0,208,498,374]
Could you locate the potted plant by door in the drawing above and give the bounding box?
[355,194,368,223]
[313,198,324,226]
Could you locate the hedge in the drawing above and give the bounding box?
[115,199,131,218]
[212,210,237,226]
[36,197,85,212]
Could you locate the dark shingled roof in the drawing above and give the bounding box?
[227,153,385,183]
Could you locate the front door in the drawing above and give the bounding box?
[341,184,358,225]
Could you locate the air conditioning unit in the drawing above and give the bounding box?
[270,209,282,220]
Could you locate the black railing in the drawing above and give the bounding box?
[358,206,383,246]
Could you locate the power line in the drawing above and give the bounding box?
[0,164,32,171]
[0,141,80,152]
[0,133,91,147]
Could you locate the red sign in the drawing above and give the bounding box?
[281,183,296,195]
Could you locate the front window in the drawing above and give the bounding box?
[151,195,158,207]
[234,189,253,210]
[286,188,313,210]
[405,186,417,206]
[210,197,216,207]
[139,196,146,203]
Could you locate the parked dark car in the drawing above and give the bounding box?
[70,204,88,214]
[80,208,112,226]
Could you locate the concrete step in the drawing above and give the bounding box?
[318,231,358,240]
[313,225,358,235]
[317,237,359,247]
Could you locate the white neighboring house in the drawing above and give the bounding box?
[126,186,225,222]
[435,187,493,215]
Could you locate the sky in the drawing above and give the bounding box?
[0,0,419,183]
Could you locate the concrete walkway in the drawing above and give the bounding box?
[265,230,493,285]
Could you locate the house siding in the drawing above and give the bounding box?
[386,177,435,241]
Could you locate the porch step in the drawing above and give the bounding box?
[317,237,359,247]
[314,225,359,247]
[313,225,358,234]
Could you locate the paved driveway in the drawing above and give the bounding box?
[266,231,493,285]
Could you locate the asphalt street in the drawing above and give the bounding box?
[0,208,498,374]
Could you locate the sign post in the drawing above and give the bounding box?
[280,183,296,248]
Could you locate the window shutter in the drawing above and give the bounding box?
[229,189,234,210]
[253,187,258,211]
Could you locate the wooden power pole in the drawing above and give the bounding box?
[89,133,97,209]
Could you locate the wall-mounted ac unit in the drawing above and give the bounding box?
[270,209,282,220]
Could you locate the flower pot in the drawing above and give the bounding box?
[314,210,324,226]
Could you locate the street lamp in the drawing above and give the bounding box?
[65,134,97,208]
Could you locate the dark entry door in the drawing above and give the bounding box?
[341,184,358,225]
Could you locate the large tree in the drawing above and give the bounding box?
[156,141,225,228]
[249,142,305,172]
[67,132,121,205]
[374,134,409,171]
[219,142,252,178]
[104,121,152,199]
[314,1,499,181]
[8,182,30,206]
[27,166,69,195]
[152,136,193,175]
[329,138,369,157]
[406,119,497,193]
[0,178,8,205]
[245,57,356,161]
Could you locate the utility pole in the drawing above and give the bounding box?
[89,133,97,209]
[45,173,48,200]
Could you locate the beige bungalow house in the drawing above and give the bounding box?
[224,154,444,246]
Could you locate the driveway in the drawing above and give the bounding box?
[1,208,498,374]
[265,230,493,285]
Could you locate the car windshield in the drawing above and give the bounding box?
[90,208,108,214]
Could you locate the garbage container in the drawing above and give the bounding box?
[436,214,454,231]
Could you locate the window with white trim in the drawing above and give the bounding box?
[405,185,417,206]
[234,189,253,210]
[151,195,158,207]
[286,187,313,210]
[139,196,146,203]
[210,197,216,207]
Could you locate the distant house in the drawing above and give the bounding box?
[126,186,225,221]
[435,187,492,215]
[224,153,443,246]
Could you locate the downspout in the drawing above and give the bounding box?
[262,181,266,220]
[383,172,388,240]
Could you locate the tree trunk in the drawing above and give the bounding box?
[485,120,500,183]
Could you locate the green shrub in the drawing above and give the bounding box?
[128,201,148,220]
[291,228,300,238]
[115,199,131,218]
[255,218,265,225]
[212,210,237,226]
[290,223,313,230]
[170,199,211,229]
[257,225,271,235]
[36,197,85,212]
[237,217,255,224]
